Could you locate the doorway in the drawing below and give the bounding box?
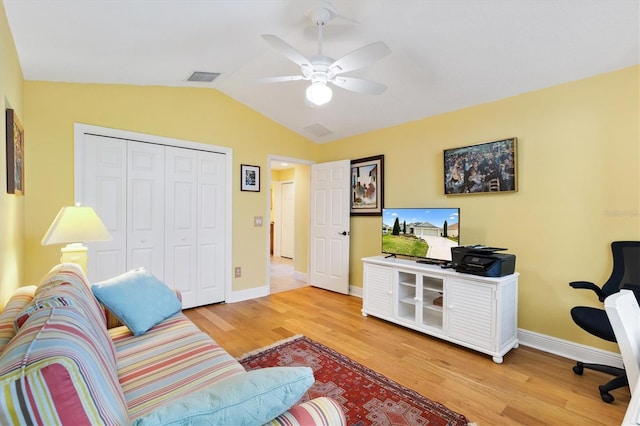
[269,157,311,294]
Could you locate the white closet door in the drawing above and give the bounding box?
[82,135,127,282]
[128,142,165,280]
[197,151,226,305]
[165,147,198,308]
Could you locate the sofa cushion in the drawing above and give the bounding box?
[110,313,247,419]
[0,285,36,353]
[36,263,107,327]
[93,268,182,336]
[267,397,347,426]
[14,295,74,330]
[132,366,314,426]
[0,307,129,425]
[34,263,118,364]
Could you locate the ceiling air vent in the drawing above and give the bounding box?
[304,123,333,138]
[187,71,220,82]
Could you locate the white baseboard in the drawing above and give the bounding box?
[517,328,622,368]
[293,270,307,282]
[226,285,269,303]
[349,285,363,298]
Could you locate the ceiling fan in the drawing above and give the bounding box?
[260,3,391,106]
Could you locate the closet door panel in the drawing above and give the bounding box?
[82,135,127,282]
[165,147,198,308]
[79,128,227,306]
[198,151,226,305]
[128,143,165,279]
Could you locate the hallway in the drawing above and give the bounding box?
[270,256,308,294]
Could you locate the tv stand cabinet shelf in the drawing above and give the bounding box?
[361,256,519,363]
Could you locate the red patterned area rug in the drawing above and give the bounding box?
[238,335,470,426]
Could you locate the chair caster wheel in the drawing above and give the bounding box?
[599,389,614,404]
[573,362,584,375]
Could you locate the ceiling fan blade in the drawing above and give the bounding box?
[257,75,306,83]
[330,41,391,74]
[262,34,312,68]
[331,76,387,95]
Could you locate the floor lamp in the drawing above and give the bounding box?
[41,205,112,273]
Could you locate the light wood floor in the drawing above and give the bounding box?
[184,286,630,425]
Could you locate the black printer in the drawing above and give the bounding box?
[451,245,516,277]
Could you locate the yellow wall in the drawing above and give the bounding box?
[0,1,24,306]
[318,66,640,350]
[22,82,319,290]
[293,165,310,274]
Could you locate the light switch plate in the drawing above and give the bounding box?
[254,216,263,227]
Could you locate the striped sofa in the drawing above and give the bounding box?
[0,264,345,425]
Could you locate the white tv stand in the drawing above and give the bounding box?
[362,256,519,363]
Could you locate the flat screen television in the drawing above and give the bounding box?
[382,207,460,263]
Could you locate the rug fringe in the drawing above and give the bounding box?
[236,334,304,361]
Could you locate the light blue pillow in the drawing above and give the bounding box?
[92,268,181,336]
[132,366,314,426]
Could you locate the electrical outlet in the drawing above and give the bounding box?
[234,266,241,278]
[254,216,263,227]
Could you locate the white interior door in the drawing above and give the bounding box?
[128,142,165,280]
[310,160,351,294]
[281,181,295,259]
[82,135,127,282]
[196,150,226,306]
[76,124,231,306]
[165,147,198,307]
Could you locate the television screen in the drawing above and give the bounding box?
[382,208,460,261]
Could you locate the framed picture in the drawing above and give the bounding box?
[351,155,384,216]
[5,109,24,195]
[240,164,260,192]
[444,138,517,195]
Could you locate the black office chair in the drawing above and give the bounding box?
[569,240,640,403]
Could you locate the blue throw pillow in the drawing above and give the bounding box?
[132,366,314,426]
[92,268,181,336]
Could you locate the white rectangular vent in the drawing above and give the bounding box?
[304,123,333,137]
[187,72,220,82]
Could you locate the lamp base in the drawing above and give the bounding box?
[60,243,89,273]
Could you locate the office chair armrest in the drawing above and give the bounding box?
[569,281,605,301]
[621,283,640,303]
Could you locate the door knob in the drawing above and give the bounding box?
[339,231,350,236]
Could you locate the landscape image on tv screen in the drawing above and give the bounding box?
[382,208,460,261]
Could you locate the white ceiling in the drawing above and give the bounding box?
[4,0,639,143]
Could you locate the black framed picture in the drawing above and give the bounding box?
[241,164,260,192]
[6,109,24,195]
[351,155,384,216]
[444,138,517,195]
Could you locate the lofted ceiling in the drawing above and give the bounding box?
[3,0,639,143]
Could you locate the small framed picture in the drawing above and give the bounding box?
[241,164,260,192]
[5,109,24,195]
[351,155,384,216]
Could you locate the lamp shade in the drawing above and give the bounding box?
[42,206,112,245]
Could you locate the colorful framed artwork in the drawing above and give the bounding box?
[241,164,260,192]
[5,109,24,195]
[444,138,517,195]
[351,155,384,216]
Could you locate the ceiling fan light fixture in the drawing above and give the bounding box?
[306,81,333,105]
